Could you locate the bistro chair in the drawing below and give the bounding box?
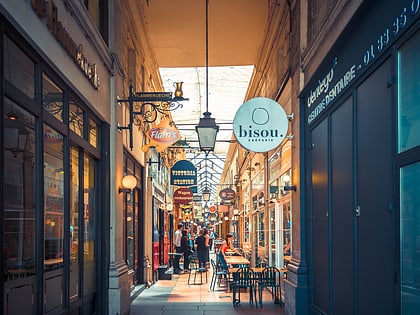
[258,266,283,306]
[188,252,208,285]
[210,258,227,291]
[231,266,257,308]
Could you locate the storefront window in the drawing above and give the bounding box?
[43,74,64,123]
[3,30,102,313]
[4,36,35,99]
[89,118,98,148]
[400,162,420,313]
[69,100,85,137]
[43,124,64,311]
[3,101,36,281]
[125,158,136,270]
[83,0,108,41]
[83,154,97,294]
[283,202,291,261]
[244,215,250,243]
[398,30,420,153]
[269,204,276,265]
[70,147,80,299]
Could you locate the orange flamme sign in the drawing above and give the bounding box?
[142,119,181,152]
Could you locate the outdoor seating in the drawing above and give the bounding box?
[210,258,227,291]
[231,266,257,308]
[188,252,208,285]
[258,266,283,306]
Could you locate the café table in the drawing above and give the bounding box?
[225,255,250,266]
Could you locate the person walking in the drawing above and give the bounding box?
[173,222,183,274]
[181,229,191,272]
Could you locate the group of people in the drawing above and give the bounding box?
[173,222,238,274]
[173,222,216,274]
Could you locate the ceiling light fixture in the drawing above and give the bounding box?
[195,0,219,155]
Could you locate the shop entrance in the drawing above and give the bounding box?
[309,58,396,314]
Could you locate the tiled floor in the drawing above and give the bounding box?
[131,255,285,315]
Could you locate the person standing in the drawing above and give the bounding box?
[209,229,215,251]
[181,229,191,272]
[203,228,210,269]
[195,229,207,268]
[173,222,183,274]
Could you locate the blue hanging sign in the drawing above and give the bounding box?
[170,160,197,186]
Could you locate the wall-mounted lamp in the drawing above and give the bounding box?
[117,81,188,150]
[233,209,240,217]
[224,216,229,221]
[282,173,296,192]
[119,174,137,193]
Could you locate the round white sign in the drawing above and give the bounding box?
[233,97,288,153]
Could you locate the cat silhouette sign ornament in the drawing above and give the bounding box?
[233,97,288,153]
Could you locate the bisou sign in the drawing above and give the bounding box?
[233,97,288,153]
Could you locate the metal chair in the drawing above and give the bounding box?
[188,253,207,285]
[210,258,227,291]
[231,266,257,308]
[258,266,283,306]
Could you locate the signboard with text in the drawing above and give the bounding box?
[170,160,197,186]
[233,97,288,153]
[173,188,194,204]
[219,188,236,201]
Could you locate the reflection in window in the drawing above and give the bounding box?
[4,36,35,99]
[70,147,80,299]
[83,154,96,294]
[400,163,420,313]
[269,205,276,265]
[43,124,64,310]
[89,118,98,148]
[244,212,250,243]
[43,74,64,122]
[3,102,36,282]
[69,100,85,137]
[125,158,136,270]
[398,30,420,152]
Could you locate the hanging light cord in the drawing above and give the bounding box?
[205,0,209,114]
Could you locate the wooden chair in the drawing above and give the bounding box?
[231,266,257,308]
